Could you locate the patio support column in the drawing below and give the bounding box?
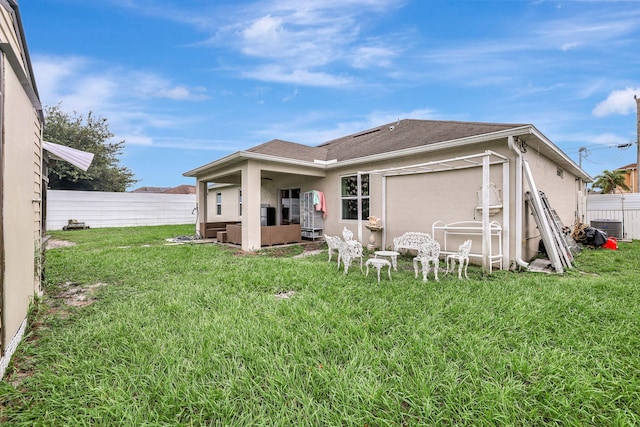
[357,173,363,242]
[482,153,491,274]
[502,160,510,270]
[241,162,261,251]
[381,175,387,249]
[197,180,208,238]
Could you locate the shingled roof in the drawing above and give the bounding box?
[247,139,327,162]
[321,119,526,162]
[184,118,555,179]
[246,119,526,163]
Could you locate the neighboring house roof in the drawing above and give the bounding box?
[162,185,196,194]
[616,163,637,170]
[131,186,172,193]
[184,118,589,181]
[130,185,196,194]
[43,141,95,171]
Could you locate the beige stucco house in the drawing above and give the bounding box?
[615,163,638,193]
[185,119,591,274]
[0,0,45,378]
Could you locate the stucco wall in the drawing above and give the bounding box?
[206,185,242,222]
[321,143,508,244]
[520,143,583,260]
[319,139,583,267]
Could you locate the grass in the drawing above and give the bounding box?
[1,224,639,426]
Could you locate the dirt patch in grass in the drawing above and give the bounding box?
[274,290,296,299]
[46,239,76,249]
[2,282,107,394]
[54,282,107,307]
[257,241,326,258]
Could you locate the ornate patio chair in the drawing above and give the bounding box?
[413,239,440,282]
[446,239,472,279]
[342,226,354,241]
[324,234,343,263]
[337,239,364,275]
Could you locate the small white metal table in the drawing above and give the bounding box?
[374,250,400,271]
[365,258,392,283]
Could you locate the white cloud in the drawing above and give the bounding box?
[32,56,89,108]
[243,66,353,87]
[591,133,629,146]
[351,45,397,69]
[34,54,209,111]
[592,87,640,117]
[32,54,214,153]
[560,42,580,51]
[211,0,405,85]
[129,73,209,101]
[242,15,284,44]
[282,88,299,102]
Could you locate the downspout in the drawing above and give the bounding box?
[508,135,529,269]
[0,50,5,354]
[357,172,363,243]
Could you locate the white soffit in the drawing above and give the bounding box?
[43,141,94,172]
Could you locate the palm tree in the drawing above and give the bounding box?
[591,169,631,194]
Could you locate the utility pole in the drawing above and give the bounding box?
[636,94,640,193]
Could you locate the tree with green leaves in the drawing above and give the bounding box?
[44,105,138,191]
[591,169,630,194]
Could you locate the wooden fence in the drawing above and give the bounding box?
[46,190,197,231]
[583,193,640,240]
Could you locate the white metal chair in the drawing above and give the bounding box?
[337,239,364,275]
[446,239,472,279]
[324,234,343,263]
[413,239,440,282]
[342,226,354,241]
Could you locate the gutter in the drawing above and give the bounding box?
[508,135,530,269]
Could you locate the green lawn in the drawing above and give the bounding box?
[1,224,639,426]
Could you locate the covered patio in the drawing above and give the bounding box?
[185,150,326,251]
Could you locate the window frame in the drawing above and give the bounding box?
[340,173,370,221]
[216,192,222,216]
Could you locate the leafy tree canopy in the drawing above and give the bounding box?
[591,169,630,194]
[44,105,138,192]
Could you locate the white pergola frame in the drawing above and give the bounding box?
[358,150,510,274]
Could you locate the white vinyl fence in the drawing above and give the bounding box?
[583,193,640,240]
[46,190,197,230]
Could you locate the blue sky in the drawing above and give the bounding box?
[19,0,640,189]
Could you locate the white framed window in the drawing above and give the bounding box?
[341,174,369,220]
[238,189,242,216]
[216,192,222,215]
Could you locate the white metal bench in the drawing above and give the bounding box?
[393,232,433,253]
[432,220,503,270]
